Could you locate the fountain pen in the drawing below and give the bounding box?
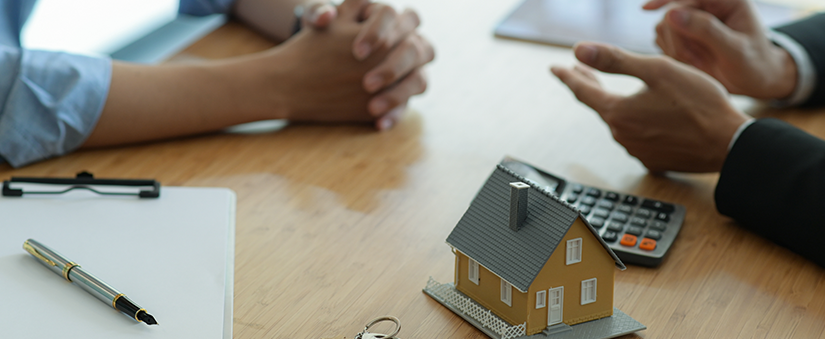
[23,239,158,325]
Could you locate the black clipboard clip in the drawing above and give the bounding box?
[2,171,160,198]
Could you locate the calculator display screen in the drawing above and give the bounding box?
[501,160,560,194]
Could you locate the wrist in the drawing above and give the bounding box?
[712,106,750,171]
[770,46,798,100]
[219,53,292,121]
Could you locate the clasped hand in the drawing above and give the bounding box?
[284,0,435,130]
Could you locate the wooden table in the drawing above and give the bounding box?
[3,0,825,338]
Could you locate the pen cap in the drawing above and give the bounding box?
[23,239,78,281]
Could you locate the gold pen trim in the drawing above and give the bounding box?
[23,241,56,267]
[112,293,124,309]
[136,308,147,322]
[62,262,79,282]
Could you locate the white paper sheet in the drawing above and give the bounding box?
[0,187,235,338]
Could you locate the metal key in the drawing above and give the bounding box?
[354,316,401,339]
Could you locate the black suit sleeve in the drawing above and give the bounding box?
[775,13,825,107]
[715,118,825,266]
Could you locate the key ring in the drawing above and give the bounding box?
[362,316,401,339]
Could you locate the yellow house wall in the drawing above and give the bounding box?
[454,251,528,327]
[453,217,616,335]
[526,217,615,332]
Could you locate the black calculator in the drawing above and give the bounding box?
[501,158,685,267]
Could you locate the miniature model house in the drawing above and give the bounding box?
[444,165,627,336]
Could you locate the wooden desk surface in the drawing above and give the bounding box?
[3,0,825,338]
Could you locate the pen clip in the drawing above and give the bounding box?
[23,241,56,267]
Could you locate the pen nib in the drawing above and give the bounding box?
[137,311,158,325]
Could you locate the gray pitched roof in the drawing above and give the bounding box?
[446,164,625,292]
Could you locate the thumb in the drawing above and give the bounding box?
[665,8,744,56]
[573,43,658,84]
[302,3,337,29]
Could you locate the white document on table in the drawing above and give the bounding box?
[0,187,235,338]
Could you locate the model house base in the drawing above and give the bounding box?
[424,277,645,339]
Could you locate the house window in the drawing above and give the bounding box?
[581,278,597,305]
[536,290,547,309]
[566,238,582,265]
[468,258,479,285]
[501,279,512,306]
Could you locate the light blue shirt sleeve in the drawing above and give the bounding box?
[0,0,111,168]
[179,0,236,16]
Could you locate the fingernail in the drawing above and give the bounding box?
[308,4,329,23]
[378,118,394,130]
[365,75,382,93]
[670,9,689,27]
[355,43,371,60]
[308,6,321,23]
[576,45,599,65]
[370,99,388,116]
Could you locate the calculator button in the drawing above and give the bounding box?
[634,209,653,219]
[592,208,610,219]
[580,196,597,206]
[620,234,638,247]
[622,195,639,206]
[586,188,602,198]
[610,211,629,223]
[625,225,644,236]
[645,230,662,240]
[606,222,624,232]
[629,217,648,227]
[641,199,675,213]
[602,231,618,242]
[650,221,667,231]
[655,212,671,222]
[589,217,605,229]
[597,200,615,210]
[604,192,620,201]
[639,238,657,251]
[617,205,633,214]
[566,194,579,203]
[578,205,592,216]
[570,184,584,194]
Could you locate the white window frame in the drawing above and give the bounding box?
[536,290,547,309]
[468,258,479,285]
[566,238,582,265]
[581,278,597,305]
[501,279,512,307]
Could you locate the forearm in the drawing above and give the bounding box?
[82,58,283,148]
[715,118,825,267]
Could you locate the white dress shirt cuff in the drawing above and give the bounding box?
[728,118,757,151]
[767,29,817,107]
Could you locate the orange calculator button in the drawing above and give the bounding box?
[620,234,637,247]
[639,238,657,251]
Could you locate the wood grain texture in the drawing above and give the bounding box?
[3,1,825,338]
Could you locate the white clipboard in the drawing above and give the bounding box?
[0,186,235,339]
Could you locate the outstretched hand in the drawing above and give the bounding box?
[551,42,749,173]
[302,0,434,129]
[643,0,797,100]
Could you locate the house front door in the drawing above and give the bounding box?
[548,286,563,325]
